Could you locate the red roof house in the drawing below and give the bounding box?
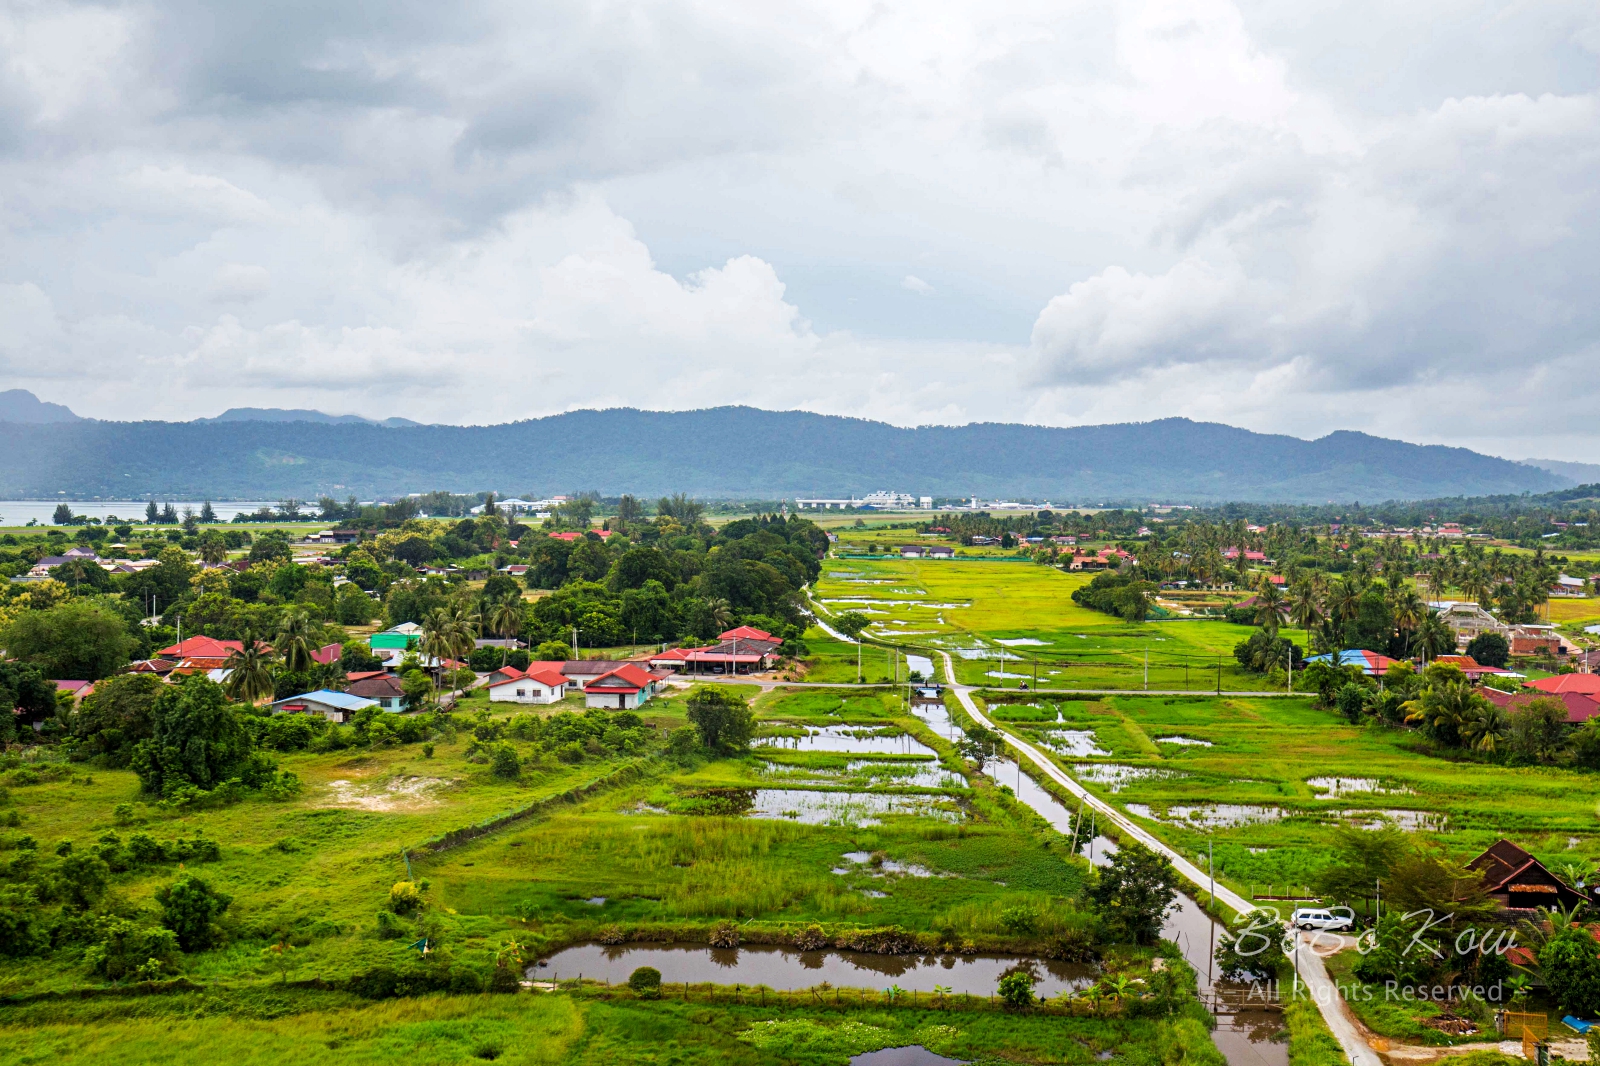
[583,662,660,709]
[158,635,249,659]
[720,626,776,643]
[1527,674,1600,696]
[1482,687,1600,725]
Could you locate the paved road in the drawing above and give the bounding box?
[939,650,1380,1066]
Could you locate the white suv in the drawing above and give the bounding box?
[1290,908,1352,931]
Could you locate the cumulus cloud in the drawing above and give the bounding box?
[0,0,1596,458]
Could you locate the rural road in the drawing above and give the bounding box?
[938,650,1381,1066]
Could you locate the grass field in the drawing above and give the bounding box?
[810,557,1296,691]
[0,985,1223,1066]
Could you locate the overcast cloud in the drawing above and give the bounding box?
[1,0,1597,459]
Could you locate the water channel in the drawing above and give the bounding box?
[911,695,1287,1066]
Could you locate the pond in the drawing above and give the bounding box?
[531,942,1097,998]
[759,760,967,790]
[1035,730,1109,758]
[1125,803,1289,829]
[756,726,938,757]
[905,654,935,677]
[1067,764,1182,792]
[744,789,963,826]
[1307,776,1412,798]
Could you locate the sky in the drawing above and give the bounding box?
[2,0,1598,460]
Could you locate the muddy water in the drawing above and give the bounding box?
[532,942,1096,998]
[913,698,1285,1064]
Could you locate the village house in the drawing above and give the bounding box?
[1469,839,1589,915]
[270,689,378,724]
[582,662,664,709]
[928,544,955,558]
[346,673,407,711]
[486,663,569,704]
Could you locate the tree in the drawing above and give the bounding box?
[224,632,277,705]
[490,743,521,779]
[1511,697,1571,763]
[686,687,754,753]
[1090,842,1179,944]
[1458,700,1510,754]
[1252,579,1285,637]
[157,874,232,952]
[0,660,58,737]
[485,594,525,668]
[199,501,217,523]
[1541,926,1600,1017]
[996,969,1036,1009]
[1,601,135,680]
[73,672,164,764]
[198,530,228,565]
[275,609,316,673]
[1334,683,1370,724]
[145,500,160,524]
[52,503,75,525]
[1315,825,1408,904]
[1465,632,1510,669]
[833,611,869,640]
[131,675,254,795]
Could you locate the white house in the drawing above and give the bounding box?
[270,689,378,724]
[487,664,568,704]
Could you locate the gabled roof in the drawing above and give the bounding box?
[1527,674,1600,695]
[158,635,249,659]
[271,689,377,712]
[650,648,694,661]
[584,663,656,691]
[310,643,342,665]
[347,675,405,699]
[720,626,775,642]
[488,664,567,688]
[1482,687,1600,724]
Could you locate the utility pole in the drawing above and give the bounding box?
[1144,645,1149,691]
[1209,835,1215,906]
[1216,656,1222,695]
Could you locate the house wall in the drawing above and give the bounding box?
[489,683,562,704]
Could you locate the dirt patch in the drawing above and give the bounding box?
[324,775,448,812]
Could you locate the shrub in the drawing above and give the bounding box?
[84,917,180,980]
[490,743,521,780]
[794,924,829,951]
[628,966,662,998]
[1465,632,1511,669]
[0,887,48,957]
[997,969,1036,1009]
[156,874,232,952]
[709,920,740,948]
[389,881,424,915]
[488,965,522,993]
[999,905,1038,934]
[1542,926,1600,1017]
[374,910,406,940]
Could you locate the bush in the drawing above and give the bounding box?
[628,966,662,998]
[84,917,180,979]
[157,874,232,951]
[0,887,48,957]
[686,688,754,753]
[1542,926,1600,1017]
[389,881,423,915]
[374,910,406,940]
[490,743,521,779]
[997,969,1036,1009]
[709,920,740,948]
[488,965,521,993]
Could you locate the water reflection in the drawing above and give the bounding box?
[534,942,1095,997]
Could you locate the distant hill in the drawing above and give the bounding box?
[199,407,424,428]
[0,407,1565,503]
[0,389,81,424]
[1519,457,1600,487]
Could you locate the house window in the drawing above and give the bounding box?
[516,688,526,697]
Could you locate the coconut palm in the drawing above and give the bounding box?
[705,597,733,633]
[224,631,277,705]
[1252,578,1286,638]
[485,593,525,668]
[1412,613,1454,663]
[1287,581,1324,638]
[1389,587,1425,654]
[1328,578,1363,628]
[275,609,317,673]
[1459,701,1510,754]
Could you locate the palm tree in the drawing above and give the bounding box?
[1288,581,1323,638]
[1252,578,1285,638]
[276,609,316,673]
[1329,578,1362,628]
[1413,613,1453,663]
[705,597,733,634]
[422,604,478,697]
[1390,587,1425,654]
[1459,701,1510,754]
[224,631,277,705]
[485,593,525,668]
[199,531,228,566]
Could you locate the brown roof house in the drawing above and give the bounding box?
[1469,839,1588,915]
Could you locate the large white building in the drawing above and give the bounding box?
[794,491,931,510]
